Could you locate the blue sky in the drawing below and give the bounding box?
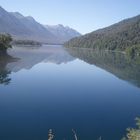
[0,0,140,34]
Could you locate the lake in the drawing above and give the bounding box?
[0,45,140,140]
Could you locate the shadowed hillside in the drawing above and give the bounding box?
[65,15,140,56]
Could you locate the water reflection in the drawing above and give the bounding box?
[0,45,75,85]
[1,45,140,88]
[66,47,140,88]
[0,52,18,85]
[0,46,140,140]
[7,45,75,72]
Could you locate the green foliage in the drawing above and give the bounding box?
[13,40,42,46]
[122,118,140,140]
[0,34,12,51]
[126,44,140,57]
[136,118,140,129]
[65,15,140,56]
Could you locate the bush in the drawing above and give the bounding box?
[122,118,140,140]
[0,34,12,51]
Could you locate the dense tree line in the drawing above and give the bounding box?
[12,40,42,46]
[65,15,140,57]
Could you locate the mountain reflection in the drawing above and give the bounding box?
[0,45,75,85]
[2,45,140,88]
[7,45,75,72]
[66,47,140,88]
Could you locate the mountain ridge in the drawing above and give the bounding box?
[65,14,140,55]
[0,6,81,44]
[44,24,81,43]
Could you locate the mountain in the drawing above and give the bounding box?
[0,6,56,43]
[10,12,59,43]
[0,6,80,44]
[0,7,32,38]
[65,15,140,55]
[44,24,81,43]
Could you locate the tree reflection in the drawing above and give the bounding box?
[0,70,11,85]
[66,48,140,88]
[0,52,18,85]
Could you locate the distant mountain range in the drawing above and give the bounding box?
[44,24,81,44]
[65,15,140,55]
[0,6,81,44]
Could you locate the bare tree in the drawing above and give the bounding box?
[72,129,78,140]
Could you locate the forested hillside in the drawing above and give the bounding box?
[65,15,140,56]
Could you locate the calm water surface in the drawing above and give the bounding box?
[0,45,140,140]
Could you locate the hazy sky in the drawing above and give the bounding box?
[0,0,140,34]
